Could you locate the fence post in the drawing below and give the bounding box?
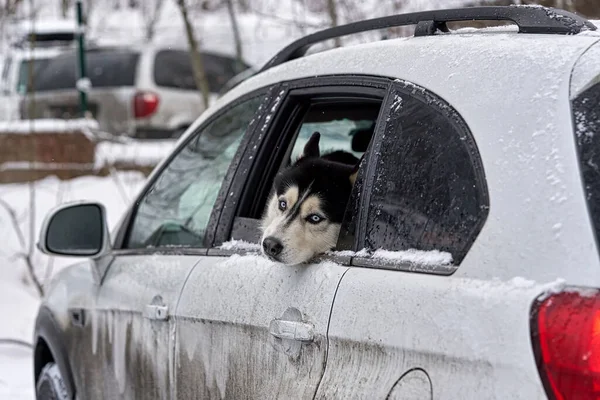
[76,0,88,117]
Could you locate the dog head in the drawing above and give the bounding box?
[260,132,359,265]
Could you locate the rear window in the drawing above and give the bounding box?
[572,43,600,256]
[572,80,600,249]
[33,49,139,91]
[153,50,249,93]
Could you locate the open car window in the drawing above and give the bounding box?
[228,81,386,247]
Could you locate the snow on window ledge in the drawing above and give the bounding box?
[328,248,453,266]
[218,239,261,252]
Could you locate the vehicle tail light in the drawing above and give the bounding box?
[531,288,600,400]
[133,91,159,119]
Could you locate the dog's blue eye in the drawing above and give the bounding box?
[278,200,287,211]
[307,214,323,224]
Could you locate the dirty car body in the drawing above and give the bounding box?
[32,6,600,400]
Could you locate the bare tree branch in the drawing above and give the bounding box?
[177,0,211,109]
[327,0,341,47]
[142,0,164,42]
[225,0,243,64]
[0,197,44,297]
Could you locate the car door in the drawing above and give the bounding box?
[314,80,494,399]
[172,76,389,399]
[316,78,564,399]
[68,90,269,399]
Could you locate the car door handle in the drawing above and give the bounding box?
[145,304,169,321]
[269,319,314,342]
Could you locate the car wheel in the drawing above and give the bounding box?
[36,363,69,400]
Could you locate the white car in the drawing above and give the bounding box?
[0,18,77,121]
[32,6,600,400]
[0,46,69,121]
[21,44,250,138]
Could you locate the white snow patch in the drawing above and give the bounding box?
[94,139,176,168]
[327,248,370,258]
[508,276,536,289]
[218,239,261,252]
[0,118,99,134]
[329,248,452,265]
[76,77,92,93]
[391,94,403,113]
[537,278,567,300]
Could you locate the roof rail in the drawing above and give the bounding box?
[260,6,596,72]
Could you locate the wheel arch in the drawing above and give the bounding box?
[34,306,76,399]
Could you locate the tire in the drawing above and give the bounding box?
[36,363,69,400]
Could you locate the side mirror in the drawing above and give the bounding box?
[38,201,110,258]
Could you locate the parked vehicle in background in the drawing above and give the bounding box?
[0,18,77,121]
[21,44,251,138]
[11,19,77,48]
[0,47,67,121]
[219,67,256,96]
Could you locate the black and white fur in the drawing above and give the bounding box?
[260,132,359,265]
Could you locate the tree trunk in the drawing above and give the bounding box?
[61,0,70,17]
[177,0,210,109]
[225,0,243,65]
[326,0,341,47]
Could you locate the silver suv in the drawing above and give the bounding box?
[21,44,249,138]
[32,6,600,400]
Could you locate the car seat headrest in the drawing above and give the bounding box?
[351,123,375,153]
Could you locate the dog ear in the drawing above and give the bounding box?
[349,153,364,186]
[300,132,321,159]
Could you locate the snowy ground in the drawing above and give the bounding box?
[0,167,160,399]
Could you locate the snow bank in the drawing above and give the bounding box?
[0,118,99,134]
[95,139,177,168]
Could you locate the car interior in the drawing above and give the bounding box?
[231,97,382,245]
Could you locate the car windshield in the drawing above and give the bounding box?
[33,49,139,92]
[16,58,52,94]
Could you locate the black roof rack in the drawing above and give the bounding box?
[260,6,596,72]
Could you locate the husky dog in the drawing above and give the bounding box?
[260,132,359,265]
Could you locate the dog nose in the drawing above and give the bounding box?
[262,237,283,258]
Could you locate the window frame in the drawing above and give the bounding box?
[349,79,489,275]
[111,85,276,254]
[210,75,392,256]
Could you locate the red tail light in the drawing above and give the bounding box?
[133,91,159,119]
[532,288,600,400]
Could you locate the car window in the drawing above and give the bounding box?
[33,49,139,91]
[357,81,488,265]
[16,58,52,94]
[231,87,385,245]
[572,79,600,255]
[126,94,263,248]
[153,49,249,93]
[289,102,379,163]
